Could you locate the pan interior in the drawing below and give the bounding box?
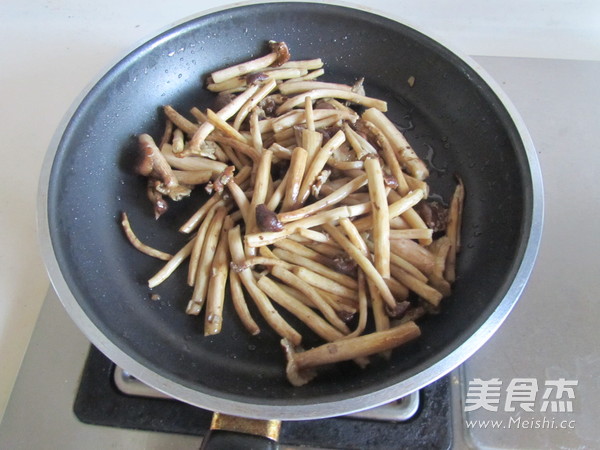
[47,3,533,409]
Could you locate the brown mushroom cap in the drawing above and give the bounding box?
[256,204,284,232]
[269,41,291,67]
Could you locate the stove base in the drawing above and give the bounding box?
[74,346,452,449]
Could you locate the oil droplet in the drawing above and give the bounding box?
[423,144,446,174]
[393,115,414,131]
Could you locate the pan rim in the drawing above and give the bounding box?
[37,0,543,420]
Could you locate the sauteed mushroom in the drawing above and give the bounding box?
[122,40,464,386]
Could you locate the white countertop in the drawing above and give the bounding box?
[1,0,599,426]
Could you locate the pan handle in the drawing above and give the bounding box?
[200,412,281,450]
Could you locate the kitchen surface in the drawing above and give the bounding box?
[1,1,599,448]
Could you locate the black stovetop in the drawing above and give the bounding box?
[74,346,452,449]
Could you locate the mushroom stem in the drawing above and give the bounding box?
[362,107,429,180]
[211,53,278,85]
[209,41,290,84]
[245,202,370,247]
[276,89,387,115]
[278,174,367,223]
[228,226,302,345]
[120,212,172,260]
[188,84,260,151]
[322,223,396,310]
[282,321,421,386]
[278,58,323,70]
[296,129,346,205]
[136,134,175,184]
[136,134,191,201]
[162,143,228,173]
[278,80,354,95]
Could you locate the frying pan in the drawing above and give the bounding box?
[38,1,543,445]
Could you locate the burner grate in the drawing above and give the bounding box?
[113,366,421,422]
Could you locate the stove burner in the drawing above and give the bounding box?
[74,346,453,449]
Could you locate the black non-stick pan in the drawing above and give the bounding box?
[39,2,543,447]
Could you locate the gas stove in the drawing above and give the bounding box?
[73,345,450,449]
